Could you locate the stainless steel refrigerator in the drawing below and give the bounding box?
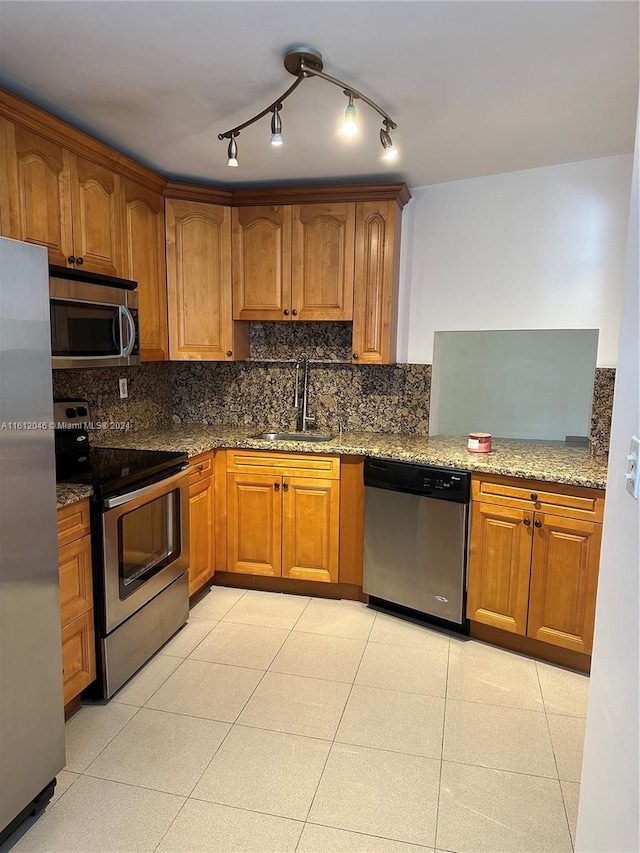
[0,237,65,843]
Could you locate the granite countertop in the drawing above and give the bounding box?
[96,425,609,489]
[56,482,93,509]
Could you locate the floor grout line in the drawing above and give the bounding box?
[433,635,451,850]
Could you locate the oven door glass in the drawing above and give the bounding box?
[118,490,181,599]
[50,299,122,357]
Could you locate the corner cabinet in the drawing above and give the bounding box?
[226,451,341,584]
[165,198,249,360]
[57,499,96,706]
[122,179,168,361]
[467,474,604,655]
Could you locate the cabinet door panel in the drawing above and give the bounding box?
[188,476,214,596]
[352,201,400,364]
[166,199,245,360]
[61,610,96,705]
[467,502,533,634]
[528,515,602,653]
[282,477,339,583]
[3,122,73,265]
[59,534,93,625]
[227,472,281,576]
[69,154,123,276]
[122,179,168,360]
[232,206,291,320]
[292,203,354,320]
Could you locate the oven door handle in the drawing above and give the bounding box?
[103,463,191,509]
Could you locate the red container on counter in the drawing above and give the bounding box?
[468,432,492,453]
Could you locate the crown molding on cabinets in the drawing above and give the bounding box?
[0,88,166,195]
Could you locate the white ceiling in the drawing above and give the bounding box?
[0,1,638,189]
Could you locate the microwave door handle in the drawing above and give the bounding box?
[120,306,136,357]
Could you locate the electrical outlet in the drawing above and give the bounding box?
[625,436,639,499]
[119,378,128,399]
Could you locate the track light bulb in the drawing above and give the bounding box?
[270,108,283,146]
[341,95,358,136]
[227,136,239,167]
[379,127,398,161]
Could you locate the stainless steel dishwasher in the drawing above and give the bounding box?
[363,457,471,627]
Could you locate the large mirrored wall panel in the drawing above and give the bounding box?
[430,329,599,441]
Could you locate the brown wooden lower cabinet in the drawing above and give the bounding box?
[188,452,215,596]
[57,500,96,705]
[61,610,96,706]
[467,474,604,656]
[225,451,340,584]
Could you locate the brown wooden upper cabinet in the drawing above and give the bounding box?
[352,200,402,365]
[233,202,355,322]
[165,198,249,361]
[122,179,168,361]
[1,120,123,276]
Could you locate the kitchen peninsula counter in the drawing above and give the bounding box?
[95,426,608,489]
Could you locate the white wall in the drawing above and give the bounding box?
[397,155,633,366]
[575,106,639,851]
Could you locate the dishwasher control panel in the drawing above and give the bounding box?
[364,458,470,502]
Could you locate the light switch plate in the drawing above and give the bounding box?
[119,377,128,399]
[625,435,640,499]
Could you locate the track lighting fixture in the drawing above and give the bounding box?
[341,93,358,136]
[219,46,398,168]
[380,121,398,161]
[226,135,238,167]
[270,106,283,146]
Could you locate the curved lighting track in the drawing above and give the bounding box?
[218,46,398,167]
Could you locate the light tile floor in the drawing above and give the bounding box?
[2,587,589,853]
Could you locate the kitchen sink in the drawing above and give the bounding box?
[250,431,336,442]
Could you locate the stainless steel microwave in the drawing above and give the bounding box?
[50,266,140,369]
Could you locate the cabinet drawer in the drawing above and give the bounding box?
[59,534,93,626]
[189,451,213,485]
[472,475,604,522]
[61,609,96,705]
[227,450,340,480]
[57,499,91,548]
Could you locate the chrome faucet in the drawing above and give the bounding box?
[293,354,316,432]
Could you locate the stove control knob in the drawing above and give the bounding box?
[65,407,77,418]
[77,406,88,417]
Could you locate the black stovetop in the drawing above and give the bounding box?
[56,446,188,496]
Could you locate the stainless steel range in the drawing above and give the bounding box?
[55,401,190,698]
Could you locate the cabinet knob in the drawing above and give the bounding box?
[226,350,232,357]
[274,482,280,492]
[523,518,531,526]
[67,255,76,265]
[291,309,298,316]
[283,309,290,316]
[198,464,203,472]
[283,482,289,492]
[530,493,538,501]
[534,520,542,528]
[353,352,359,360]
[75,256,84,266]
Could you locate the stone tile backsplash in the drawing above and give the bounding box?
[52,362,173,444]
[171,361,432,434]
